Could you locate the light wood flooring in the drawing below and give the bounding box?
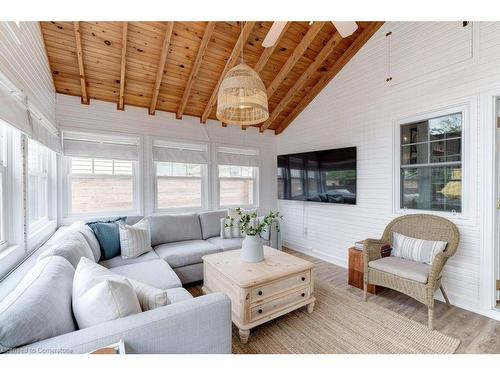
[283,247,500,354]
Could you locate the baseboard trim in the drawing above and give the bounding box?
[283,240,500,322]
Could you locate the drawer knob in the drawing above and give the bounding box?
[258,291,263,296]
[301,277,306,281]
[258,309,263,314]
[301,293,305,297]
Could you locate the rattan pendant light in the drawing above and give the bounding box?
[216,23,269,126]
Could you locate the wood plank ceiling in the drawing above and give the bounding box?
[40,21,383,134]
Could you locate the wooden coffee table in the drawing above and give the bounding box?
[202,246,315,343]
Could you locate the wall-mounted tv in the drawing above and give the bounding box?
[277,147,357,204]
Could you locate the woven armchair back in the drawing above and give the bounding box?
[381,214,460,257]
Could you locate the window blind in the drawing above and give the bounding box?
[152,140,208,164]
[63,131,139,160]
[217,146,259,167]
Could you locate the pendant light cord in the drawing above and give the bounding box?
[241,21,244,64]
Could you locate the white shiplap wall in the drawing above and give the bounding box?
[0,22,56,126]
[56,94,278,218]
[277,22,500,316]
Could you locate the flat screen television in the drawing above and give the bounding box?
[277,147,357,204]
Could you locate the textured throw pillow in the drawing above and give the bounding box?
[73,257,169,313]
[70,221,102,262]
[73,278,142,329]
[392,232,447,265]
[87,217,126,260]
[38,231,95,267]
[119,218,153,259]
[0,256,75,353]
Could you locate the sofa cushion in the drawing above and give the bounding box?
[119,218,153,259]
[74,257,169,313]
[148,213,202,246]
[206,236,243,251]
[166,287,194,303]
[99,249,159,269]
[38,231,95,267]
[87,217,126,260]
[154,240,219,268]
[70,221,102,262]
[199,210,227,239]
[0,256,75,353]
[369,256,432,284]
[109,259,182,290]
[73,278,142,329]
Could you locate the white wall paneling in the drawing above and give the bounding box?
[277,22,500,319]
[56,94,278,223]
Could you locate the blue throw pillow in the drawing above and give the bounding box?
[87,217,126,261]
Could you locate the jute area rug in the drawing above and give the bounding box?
[190,280,460,354]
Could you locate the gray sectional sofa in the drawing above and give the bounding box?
[0,209,281,354]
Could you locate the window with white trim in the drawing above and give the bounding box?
[27,138,49,228]
[400,112,462,213]
[0,124,8,250]
[68,157,134,214]
[217,146,259,208]
[152,140,208,211]
[63,131,139,217]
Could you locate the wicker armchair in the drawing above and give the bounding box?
[363,214,460,330]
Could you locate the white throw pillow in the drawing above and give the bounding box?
[392,232,447,265]
[119,218,153,259]
[74,278,142,329]
[73,257,169,313]
[38,231,95,267]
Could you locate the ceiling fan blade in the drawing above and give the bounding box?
[262,21,288,48]
[332,21,358,38]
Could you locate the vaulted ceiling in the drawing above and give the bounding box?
[40,21,383,134]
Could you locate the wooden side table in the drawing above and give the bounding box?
[348,246,391,294]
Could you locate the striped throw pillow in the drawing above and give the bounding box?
[392,232,447,265]
[119,218,153,259]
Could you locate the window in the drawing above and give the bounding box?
[68,157,135,215]
[27,138,49,228]
[400,112,462,213]
[0,124,7,249]
[155,161,206,210]
[218,165,257,207]
[152,140,208,212]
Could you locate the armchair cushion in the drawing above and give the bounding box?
[369,256,432,284]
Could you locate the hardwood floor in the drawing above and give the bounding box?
[283,247,500,354]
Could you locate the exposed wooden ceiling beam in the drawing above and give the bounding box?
[73,22,88,105]
[176,22,216,119]
[200,21,256,124]
[274,22,384,134]
[149,22,174,115]
[253,22,290,74]
[118,22,128,111]
[266,22,324,99]
[260,31,343,132]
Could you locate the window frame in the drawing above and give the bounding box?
[217,164,259,209]
[63,156,140,220]
[153,161,209,213]
[393,101,473,220]
[27,138,50,233]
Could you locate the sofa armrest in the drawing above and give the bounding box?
[15,293,231,354]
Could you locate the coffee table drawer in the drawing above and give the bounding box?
[250,271,310,302]
[250,287,310,322]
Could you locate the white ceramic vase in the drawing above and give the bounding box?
[241,234,264,263]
